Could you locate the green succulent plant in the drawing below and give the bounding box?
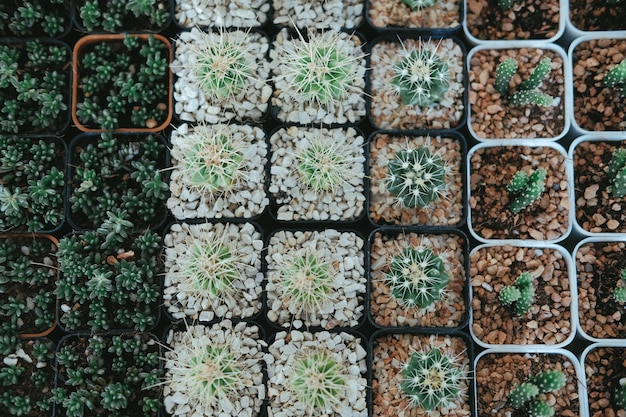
[615,380,626,410]
[605,148,626,198]
[495,57,555,107]
[499,271,536,316]
[392,40,450,107]
[613,268,626,303]
[78,0,170,32]
[401,345,465,411]
[280,252,336,315]
[290,350,347,411]
[1,0,69,37]
[400,0,437,9]
[385,246,449,309]
[506,168,547,214]
[507,370,567,416]
[386,143,448,208]
[603,59,626,98]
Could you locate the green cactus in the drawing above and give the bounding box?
[385,246,449,309]
[499,272,536,316]
[603,59,626,98]
[498,0,519,8]
[507,370,566,416]
[605,148,626,198]
[291,350,346,411]
[400,346,465,411]
[613,268,626,303]
[392,42,450,107]
[401,0,437,9]
[615,381,626,410]
[386,145,447,208]
[495,57,555,107]
[506,168,547,214]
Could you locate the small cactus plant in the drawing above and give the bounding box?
[506,168,547,214]
[605,148,626,198]
[507,370,567,417]
[290,350,347,412]
[603,59,626,98]
[400,0,437,9]
[498,0,520,9]
[613,268,626,303]
[385,246,449,309]
[499,271,536,316]
[400,345,465,411]
[495,57,555,107]
[392,41,450,107]
[386,143,448,208]
[615,380,626,410]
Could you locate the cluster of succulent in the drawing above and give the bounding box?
[616,380,626,410]
[75,34,169,131]
[0,0,69,37]
[506,168,547,214]
[605,148,626,198]
[52,333,162,417]
[0,337,55,417]
[69,132,167,229]
[385,246,449,309]
[613,268,626,303]
[0,136,64,232]
[392,40,450,107]
[507,370,567,417]
[386,143,448,208]
[400,345,466,411]
[495,57,555,107]
[0,236,57,336]
[55,210,162,332]
[499,271,536,316]
[78,0,171,32]
[0,40,69,133]
[603,58,626,98]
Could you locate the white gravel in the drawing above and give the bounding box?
[273,0,363,30]
[174,0,269,27]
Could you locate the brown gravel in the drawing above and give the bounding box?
[469,145,571,241]
[468,47,566,140]
[465,0,560,41]
[475,351,581,417]
[372,333,472,417]
[470,244,573,346]
[369,231,467,328]
[572,37,626,132]
[584,346,626,417]
[576,240,626,340]
[573,139,626,234]
[369,38,465,131]
[368,133,464,226]
[569,0,626,31]
[367,0,461,29]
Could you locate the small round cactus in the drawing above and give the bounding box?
[506,168,547,214]
[495,57,554,107]
[392,41,450,107]
[290,350,347,412]
[171,124,247,199]
[400,0,437,10]
[605,148,626,198]
[400,346,465,411]
[386,144,448,208]
[280,252,336,316]
[498,271,536,316]
[385,246,449,309]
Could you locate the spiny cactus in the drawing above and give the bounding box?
[290,350,346,412]
[499,271,536,316]
[401,0,437,9]
[386,144,448,208]
[605,148,626,198]
[400,346,465,411]
[392,41,450,107]
[508,370,566,417]
[506,168,547,214]
[615,380,626,410]
[385,246,449,309]
[613,268,626,303]
[280,252,336,315]
[495,57,555,107]
[603,59,626,98]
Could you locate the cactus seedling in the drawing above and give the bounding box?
[605,148,626,198]
[400,346,465,411]
[615,380,626,410]
[603,59,626,98]
[506,168,547,214]
[401,0,437,9]
[613,268,626,303]
[495,57,555,107]
[499,271,536,316]
[386,143,448,208]
[507,370,567,417]
[385,246,449,309]
[498,0,520,9]
[392,40,450,107]
[290,350,347,412]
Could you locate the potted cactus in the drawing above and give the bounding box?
[368,36,466,131]
[75,0,171,32]
[582,343,626,417]
[0,0,72,38]
[468,44,570,141]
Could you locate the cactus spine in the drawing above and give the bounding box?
[605,148,626,198]
[401,0,437,9]
[506,168,547,214]
[495,57,555,107]
[499,271,536,316]
[604,59,626,98]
